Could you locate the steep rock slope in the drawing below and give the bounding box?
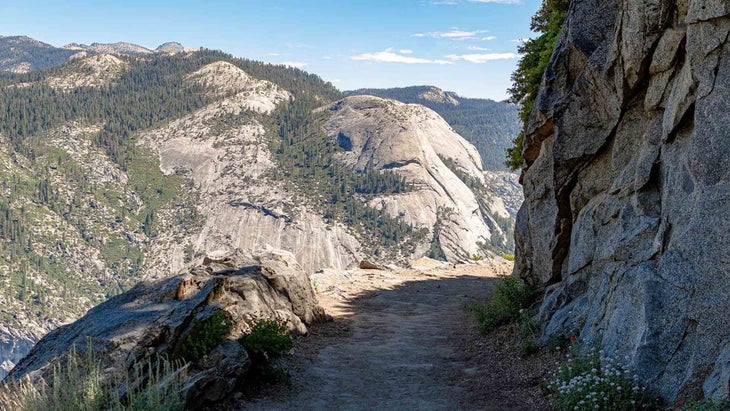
[138,61,361,275]
[514,0,730,404]
[346,86,521,171]
[323,96,512,261]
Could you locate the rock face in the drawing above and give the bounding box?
[323,96,512,261]
[138,61,362,275]
[515,0,730,404]
[0,327,36,380]
[6,250,325,407]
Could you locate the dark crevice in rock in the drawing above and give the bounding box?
[228,201,292,223]
[381,159,420,170]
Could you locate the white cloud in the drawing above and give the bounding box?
[429,0,459,4]
[445,52,517,63]
[280,61,308,68]
[267,52,280,56]
[468,0,522,4]
[400,49,414,54]
[331,79,342,83]
[412,29,487,40]
[351,48,453,65]
[467,45,490,51]
[481,36,497,41]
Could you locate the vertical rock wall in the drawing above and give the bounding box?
[515,0,730,403]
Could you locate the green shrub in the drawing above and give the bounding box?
[239,319,293,364]
[469,254,484,262]
[238,319,294,384]
[545,350,652,411]
[501,253,515,261]
[177,310,232,362]
[0,346,184,411]
[471,276,534,334]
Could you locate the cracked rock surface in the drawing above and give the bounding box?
[514,0,730,404]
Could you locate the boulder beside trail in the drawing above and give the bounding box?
[5,249,326,407]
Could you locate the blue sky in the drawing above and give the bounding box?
[0,0,541,100]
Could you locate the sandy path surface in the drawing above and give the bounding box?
[240,260,514,411]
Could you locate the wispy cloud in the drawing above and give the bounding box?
[267,52,281,56]
[445,52,517,63]
[412,29,487,40]
[400,49,414,54]
[351,48,453,64]
[467,45,491,51]
[429,0,459,4]
[280,61,308,68]
[481,36,497,41]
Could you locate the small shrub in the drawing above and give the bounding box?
[177,310,232,362]
[469,254,484,262]
[471,276,533,334]
[239,319,293,364]
[501,253,515,261]
[238,319,294,384]
[545,349,652,411]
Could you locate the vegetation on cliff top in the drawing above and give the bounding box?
[506,0,569,170]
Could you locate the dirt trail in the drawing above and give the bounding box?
[240,260,542,411]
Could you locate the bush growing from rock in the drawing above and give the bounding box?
[176,309,232,362]
[238,319,294,383]
[470,276,534,334]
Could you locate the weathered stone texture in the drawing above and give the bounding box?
[5,250,325,407]
[515,0,730,404]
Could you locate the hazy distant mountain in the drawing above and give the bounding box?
[346,86,520,171]
[0,35,78,73]
[0,35,192,74]
[64,41,154,56]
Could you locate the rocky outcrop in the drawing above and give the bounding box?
[0,327,36,380]
[44,54,128,90]
[515,0,730,404]
[323,95,513,261]
[6,250,325,407]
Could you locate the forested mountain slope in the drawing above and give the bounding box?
[0,49,521,377]
[346,86,520,171]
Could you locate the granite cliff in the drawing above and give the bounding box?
[514,0,730,404]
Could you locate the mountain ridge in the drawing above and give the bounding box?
[0,35,195,73]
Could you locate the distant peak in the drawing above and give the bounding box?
[155,42,186,54]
